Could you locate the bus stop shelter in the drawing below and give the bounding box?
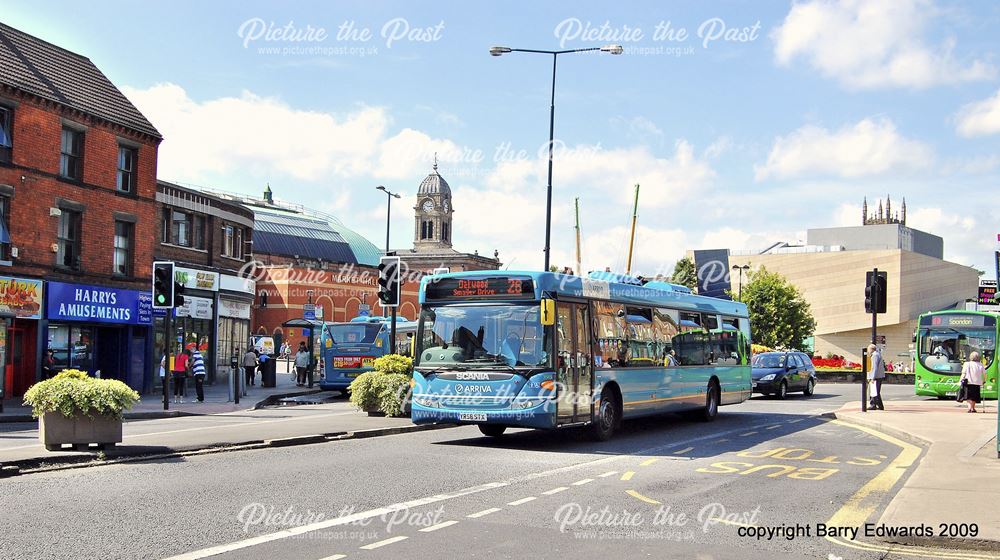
[282,318,328,388]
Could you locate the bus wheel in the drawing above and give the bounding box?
[591,393,618,441]
[701,381,720,422]
[478,424,506,438]
[803,379,815,397]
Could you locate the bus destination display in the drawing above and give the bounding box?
[425,277,535,300]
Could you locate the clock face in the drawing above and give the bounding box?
[421,200,434,212]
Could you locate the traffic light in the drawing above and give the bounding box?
[174,278,186,308]
[865,270,887,314]
[378,256,401,307]
[152,261,175,309]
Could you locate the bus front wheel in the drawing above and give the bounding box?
[591,393,618,441]
[478,424,506,438]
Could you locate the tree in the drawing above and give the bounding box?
[734,266,816,350]
[670,257,697,290]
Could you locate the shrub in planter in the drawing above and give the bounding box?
[23,369,140,451]
[348,355,413,416]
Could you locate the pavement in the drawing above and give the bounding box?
[832,399,1000,550]
[0,359,315,421]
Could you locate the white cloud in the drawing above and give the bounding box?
[907,206,993,267]
[754,118,933,181]
[123,83,466,184]
[955,88,1000,137]
[772,0,994,89]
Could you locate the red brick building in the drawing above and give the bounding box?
[0,22,161,401]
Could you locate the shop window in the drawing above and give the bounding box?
[56,209,82,271]
[60,126,84,180]
[113,221,133,276]
[116,145,137,193]
[0,105,12,163]
[48,325,94,372]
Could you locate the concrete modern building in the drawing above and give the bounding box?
[728,197,979,363]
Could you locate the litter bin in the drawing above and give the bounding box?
[260,354,277,388]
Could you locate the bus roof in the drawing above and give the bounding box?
[419,270,748,318]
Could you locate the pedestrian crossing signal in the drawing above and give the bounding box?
[378,256,401,307]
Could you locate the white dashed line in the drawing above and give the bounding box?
[673,446,694,454]
[467,508,502,518]
[318,555,347,560]
[765,425,781,430]
[508,497,537,506]
[571,478,594,486]
[420,520,459,533]
[360,536,408,550]
[598,471,619,478]
[740,431,758,436]
[542,487,569,495]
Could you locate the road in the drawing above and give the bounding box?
[1,384,950,560]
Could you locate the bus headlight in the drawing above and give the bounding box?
[760,374,775,381]
[513,398,545,409]
[413,396,441,408]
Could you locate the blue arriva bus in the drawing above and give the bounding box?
[318,316,418,392]
[410,271,752,440]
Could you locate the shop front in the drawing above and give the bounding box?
[217,273,254,381]
[0,276,43,401]
[45,281,153,392]
[153,267,220,387]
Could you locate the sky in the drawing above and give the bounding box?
[5,0,1000,278]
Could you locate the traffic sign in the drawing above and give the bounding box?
[303,303,316,320]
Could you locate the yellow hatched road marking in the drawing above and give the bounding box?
[620,471,635,481]
[625,489,661,505]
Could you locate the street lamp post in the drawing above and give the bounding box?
[732,264,751,300]
[490,44,623,271]
[376,185,401,327]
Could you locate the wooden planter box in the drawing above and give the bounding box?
[39,412,123,451]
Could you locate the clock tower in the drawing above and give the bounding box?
[413,157,453,250]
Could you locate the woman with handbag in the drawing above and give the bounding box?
[958,351,985,413]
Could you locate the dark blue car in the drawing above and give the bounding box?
[751,351,817,399]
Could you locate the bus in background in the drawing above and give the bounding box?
[915,310,998,399]
[410,271,752,440]
[318,316,418,393]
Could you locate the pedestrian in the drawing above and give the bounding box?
[173,347,190,404]
[867,343,885,410]
[243,348,258,387]
[958,351,985,413]
[294,342,310,386]
[41,349,57,379]
[191,347,207,403]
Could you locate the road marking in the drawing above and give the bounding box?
[420,520,459,533]
[620,471,635,481]
[467,508,501,518]
[318,555,347,560]
[507,497,536,506]
[672,446,694,455]
[818,420,985,559]
[597,470,618,478]
[625,489,661,505]
[740,431,757,436]
[571,478,593,486]
[826,534,995,560]
[765,424,781,430]
[787,418,804,424]
[163,423,766,559]
[542,486,568,495]
[713,438,729,443]
[639,458,659,466]
[360,536,408,550]
[706,517,757,528]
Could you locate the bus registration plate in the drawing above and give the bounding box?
[459,413,487,422]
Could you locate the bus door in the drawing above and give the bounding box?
[556,303,593,425]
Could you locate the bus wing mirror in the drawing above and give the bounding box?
[540,299,556,326]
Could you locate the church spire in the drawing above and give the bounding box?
[863,197,868,225]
